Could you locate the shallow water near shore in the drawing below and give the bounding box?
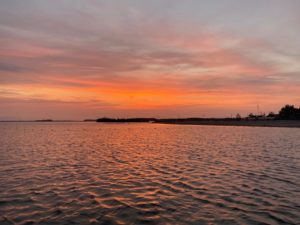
[0,122,299,225]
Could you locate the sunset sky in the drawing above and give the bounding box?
[1,0,300,120]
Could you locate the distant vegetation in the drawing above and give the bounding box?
[278,105,300,120]
[95,104,300,123]
[246,105,300,120]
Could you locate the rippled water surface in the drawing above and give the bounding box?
[0,122,299,225]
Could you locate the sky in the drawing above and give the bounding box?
[0,0,300,120]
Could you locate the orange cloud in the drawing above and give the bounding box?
[1,12,299,119]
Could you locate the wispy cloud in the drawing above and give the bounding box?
[0,0,299,119]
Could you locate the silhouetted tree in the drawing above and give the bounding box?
[248,113,254,118]
[278,105,300,120]
[247,113,257,120]
[267,112,276,117]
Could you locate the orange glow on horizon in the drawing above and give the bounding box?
[1,1,299,120]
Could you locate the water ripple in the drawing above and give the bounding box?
[0,123,299,224]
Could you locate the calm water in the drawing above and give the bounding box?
[0,123,299,225]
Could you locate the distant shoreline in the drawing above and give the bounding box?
[156,120,300,128]
[0,120,81,123]
[1,119,300,128]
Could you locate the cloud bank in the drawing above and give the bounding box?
[0,0,299,119]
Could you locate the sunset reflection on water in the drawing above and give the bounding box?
[0,123,299,225]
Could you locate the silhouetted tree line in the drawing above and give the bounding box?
[95,104,300,123]
[278,105,300,120]
[247,105,300,120]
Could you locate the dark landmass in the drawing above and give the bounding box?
[95,117,300,128]
[35,119,53,122]
[96,117,156,123]
[155,104,300,128]
[156,119,300,128]
[95,105,300,128]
